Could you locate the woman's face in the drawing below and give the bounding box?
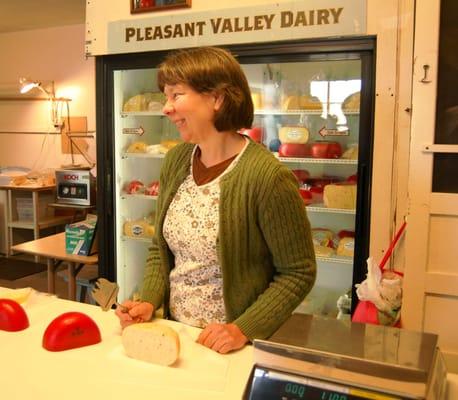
[162,83,221,143]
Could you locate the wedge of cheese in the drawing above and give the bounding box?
[122,323,180,366]
[323,184,357,210]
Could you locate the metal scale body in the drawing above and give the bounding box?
[244,314,447,400]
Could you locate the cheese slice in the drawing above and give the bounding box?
[122,322,180,366]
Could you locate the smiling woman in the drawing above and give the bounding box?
[114,47,316,355]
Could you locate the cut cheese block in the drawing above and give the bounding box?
[122,322,180,366]
[323,184,357,210]
[337,237,355,257]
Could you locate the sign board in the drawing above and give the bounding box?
[86,0,366,56]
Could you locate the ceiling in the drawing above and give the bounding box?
[0,0,86,34]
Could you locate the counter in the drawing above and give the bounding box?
[1,289,458,399]
[0,291,253,400]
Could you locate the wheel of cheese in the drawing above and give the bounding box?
[122,322,180,366]
[126,141,148,153]
[278,126,309,144]
[342,92,360,111]
[337,237,355,257]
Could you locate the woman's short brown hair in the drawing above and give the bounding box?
[157,47,254,131]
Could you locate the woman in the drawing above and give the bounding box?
[116,47,316,354]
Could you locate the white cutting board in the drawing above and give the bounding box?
[0,291,253,400]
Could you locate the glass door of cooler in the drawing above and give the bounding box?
[240,56,366,319]
[112,67,179,302]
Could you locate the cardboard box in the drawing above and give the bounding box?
[65,215,98,256]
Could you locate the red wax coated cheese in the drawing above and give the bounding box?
[42,312,101,351]
[279,143,309,158]
[0,299,29,332]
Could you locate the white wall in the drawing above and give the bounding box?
[0,24,95,253]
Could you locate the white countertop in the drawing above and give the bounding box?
[0,291,254,400]
[1,289,458,400]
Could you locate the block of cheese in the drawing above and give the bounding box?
[342,92,360,111]
[282,95,322,111]
[123,92,165,112]
[279,126,310,144]
[314,245,336,257]
[122,323,180,366]
[337,237,355,257]
[126,141,148,153]
[123,219,155,238]
[323,183,357,210]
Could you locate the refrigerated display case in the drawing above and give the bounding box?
[96,38,375,317]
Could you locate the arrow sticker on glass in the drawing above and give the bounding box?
[123,126,145,136]
[319,126,349,137]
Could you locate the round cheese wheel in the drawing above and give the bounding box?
[279,126,309,144]
[122,322,180,366]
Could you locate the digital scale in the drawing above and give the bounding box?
[55,168,96,206]
[243,314,447,400]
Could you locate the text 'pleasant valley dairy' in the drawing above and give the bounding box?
[125,7,345,42]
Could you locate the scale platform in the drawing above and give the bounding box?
[244,314,447,399]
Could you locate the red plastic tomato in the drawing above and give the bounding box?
[0,298,30,332]
[42,312,101,351]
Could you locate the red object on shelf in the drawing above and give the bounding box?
[125,180,144,194]
[279,143,309,157]
[240,127,263,143]
[305,141,343,159]
[42,312,101,351]
[0,299,29,332]
[139,0,155,8]
[299,188,313,205]
[145,181,160,196]
[347,174,358,183]
[291,169,310,183]
[309,186,324,203]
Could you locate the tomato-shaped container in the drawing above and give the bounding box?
[0,299,29,332]
[42,312,101,351]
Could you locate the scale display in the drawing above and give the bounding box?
[246,366,402,400]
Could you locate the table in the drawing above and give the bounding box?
[0,184,73,259]
[11,232,98,301]
[0,293,254,400]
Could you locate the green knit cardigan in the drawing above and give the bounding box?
[140,139,316,340]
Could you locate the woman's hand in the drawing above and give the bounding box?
[197,323,248,354]
[114,300,155,329]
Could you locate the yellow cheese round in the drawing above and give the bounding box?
[278,126,310,144]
